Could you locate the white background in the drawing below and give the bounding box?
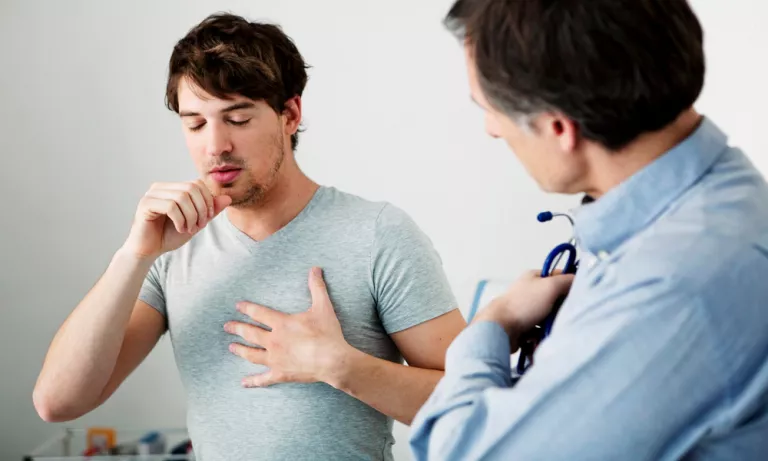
[0,1,765,459]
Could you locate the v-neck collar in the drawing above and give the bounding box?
[222,186,326,254]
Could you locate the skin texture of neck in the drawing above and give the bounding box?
[225,151,319,242]
[580,109,703,199]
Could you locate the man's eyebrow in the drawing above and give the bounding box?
[220,101,256,113]
[179,101,256,117]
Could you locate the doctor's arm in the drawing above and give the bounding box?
[409,277,727,461]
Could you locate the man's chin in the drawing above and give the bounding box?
[208,182,245,202]
[226,187,265,208]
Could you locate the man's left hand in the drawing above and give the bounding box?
[224,267,352,387]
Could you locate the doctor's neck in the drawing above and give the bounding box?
[580,108,703,200]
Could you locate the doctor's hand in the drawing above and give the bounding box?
[224,267,353,388]
[473,270,575,346]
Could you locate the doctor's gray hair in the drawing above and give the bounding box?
[445,0,706,151]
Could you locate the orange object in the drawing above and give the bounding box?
[86,427,116,451]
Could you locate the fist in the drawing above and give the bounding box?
[122,180,231,260]
[474,270,575,339]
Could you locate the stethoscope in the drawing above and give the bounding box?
[515,209,580,376]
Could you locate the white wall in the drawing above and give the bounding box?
[0,1,765,460]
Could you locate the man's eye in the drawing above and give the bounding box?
[188,122,205,132]
[229,119,251,126]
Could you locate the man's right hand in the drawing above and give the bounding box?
[122,180,232,260]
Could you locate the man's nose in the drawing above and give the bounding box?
[206,124,234,157]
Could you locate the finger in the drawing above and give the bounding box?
[308,267,332,311]
[242,371,282,388]
[236,302,286,330]
[228,343,268,365]
[151,182,209,229]
[550,273,576,296]
[141,197,186,234]
[145,189,199,234]
[213,195,232,216]
[185,183,210,229]
[174,190,199,234]
[195,179,215,219]
[224,321,270,346]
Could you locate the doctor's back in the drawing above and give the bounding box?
[560,121,768,459]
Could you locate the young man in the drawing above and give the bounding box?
[411,1,768,460]
[33,13,465,460]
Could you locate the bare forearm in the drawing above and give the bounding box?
[34,249,153,417]
[326,347,443,425]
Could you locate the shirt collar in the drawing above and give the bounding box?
[573,116,729,256]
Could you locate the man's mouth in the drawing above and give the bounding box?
[210,166,243,184]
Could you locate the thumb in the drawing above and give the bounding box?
[308,267,332,311]
[213,195,232,216]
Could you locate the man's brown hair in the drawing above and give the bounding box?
[166,12,309,150]
[446,0,705,151]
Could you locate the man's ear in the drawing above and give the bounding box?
[282,96,302,137]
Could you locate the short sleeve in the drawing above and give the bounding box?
[371,204,459,334]
[138,256,168,318]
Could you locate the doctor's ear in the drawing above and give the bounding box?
[540,114,579,153]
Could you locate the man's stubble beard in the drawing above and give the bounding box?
[229,131,286,208]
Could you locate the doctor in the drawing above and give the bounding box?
[410,0,768,459]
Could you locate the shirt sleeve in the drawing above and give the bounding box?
[138,256,168,319]
[409,277,728,461]
[370,204,459,334]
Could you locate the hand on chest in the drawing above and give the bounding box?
[163,264,378,338]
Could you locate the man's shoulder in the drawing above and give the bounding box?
[314,186,386,220]
[316,186,420,231]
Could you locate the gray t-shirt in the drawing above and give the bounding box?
[139,186,458,461]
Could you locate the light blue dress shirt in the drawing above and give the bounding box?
[409,117,768,460]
